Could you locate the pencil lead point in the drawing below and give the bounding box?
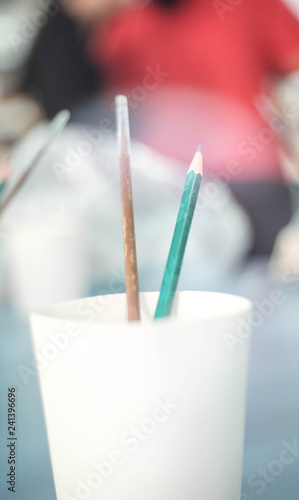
[188,146,203,175]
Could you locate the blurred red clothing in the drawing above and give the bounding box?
[88,0,299,180]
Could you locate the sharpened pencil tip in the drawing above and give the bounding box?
[188,147,203,176]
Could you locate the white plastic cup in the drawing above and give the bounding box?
[30,291,251,500]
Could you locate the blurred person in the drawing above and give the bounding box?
[76,0,299,255]
[21,8,100,118]
[21,0,144,118]
[19,0,299,255]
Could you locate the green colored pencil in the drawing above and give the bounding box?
[155,145,203,319]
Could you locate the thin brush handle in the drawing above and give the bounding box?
[0,146,46,218]
[0,110,70,219]
[120,153,140,321]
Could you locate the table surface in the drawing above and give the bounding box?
[0,258,298,500]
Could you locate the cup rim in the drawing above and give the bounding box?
[31,290,252,326]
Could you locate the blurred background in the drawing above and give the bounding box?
[0,0,299,499]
